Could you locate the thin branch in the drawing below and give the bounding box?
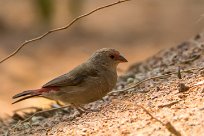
[13,105,70,128]
[137,105,181,136]
[137,105,163,124]
[0,0,132,64]
[158,101,180,108]
[109,74,171,95]
[123,74,170,91]
[109,66,204,95]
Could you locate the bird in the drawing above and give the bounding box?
[12,48,128,111]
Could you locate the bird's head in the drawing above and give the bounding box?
[88,48,128,70]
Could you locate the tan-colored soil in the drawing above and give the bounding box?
[1,33,204,136]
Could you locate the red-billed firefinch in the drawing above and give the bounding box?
[12,48,128,109]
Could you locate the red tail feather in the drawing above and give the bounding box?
[12,87,59,104]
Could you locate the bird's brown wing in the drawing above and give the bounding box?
[42,64,99,88]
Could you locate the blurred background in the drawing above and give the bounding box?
[0,0,204,117]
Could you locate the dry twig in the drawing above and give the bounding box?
[158,101,180,108]
[109,74,171,95]
[109,66,204,95]
[137,105,181,136]
[0,0,132,64]
[13,105,70,128]
[177,66,182,79]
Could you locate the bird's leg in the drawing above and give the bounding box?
[71,104,99,114]
[71,104,86,114]
[78,105,100,113]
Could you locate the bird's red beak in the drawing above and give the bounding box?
[117,54,128,62]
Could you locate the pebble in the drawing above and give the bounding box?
[31,116,45,123]
[127,78,134,83]
[199,70,204,77]
[178,83,189,93]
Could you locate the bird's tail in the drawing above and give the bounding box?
[12,89,41,104]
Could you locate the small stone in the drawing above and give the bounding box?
[178,83,189,93]
[178,94,188,99]
[199,70,204,77]
[127,78,134,83]
[32,121,40,126]
[31,116,45,123]
[43,123,50,127]
[58,128,63,132]
[82,128,87,132]
[23,122,32,129]
[194,34,201,40]
[201,87,204,93]
[135,73,146,80]
[117,85,124,90]
[103,95,110,101]
[128,88,136,92]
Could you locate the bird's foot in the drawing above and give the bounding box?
[76,106,100,114]
[71,104,100,114]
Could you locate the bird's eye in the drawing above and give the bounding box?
[110,55,115,59]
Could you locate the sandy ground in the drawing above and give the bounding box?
[1,0,204,117]
[1,32,204,136]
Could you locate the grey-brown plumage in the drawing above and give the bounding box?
[12,48,128,105]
